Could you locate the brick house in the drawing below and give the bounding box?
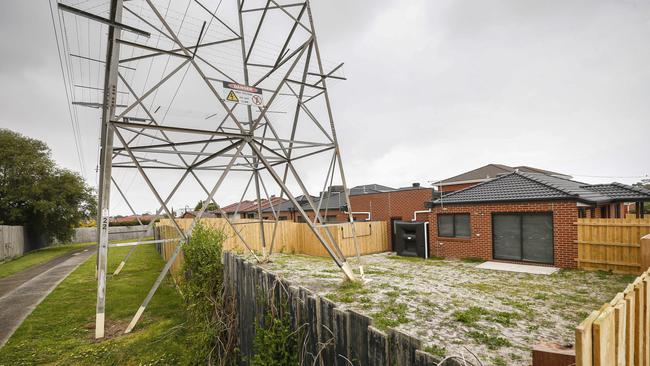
[221,197,288,220]
[349,184,435,249]
[258,184,397,223]
[427,172,650,268]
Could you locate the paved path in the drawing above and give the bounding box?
[0,247,95,347]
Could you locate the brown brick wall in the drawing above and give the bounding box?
[427,200,579,268]
[438,182,480,193]
[350,188,433,248]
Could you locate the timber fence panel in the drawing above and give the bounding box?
[576,272,650,366]
[155,219,389,277]
[576,218,650,274]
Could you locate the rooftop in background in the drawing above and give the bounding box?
[221,197,288,214]
[432,171,650,205]
[437,164,572,187]
[110,214,160,223]
[349,184,396,195]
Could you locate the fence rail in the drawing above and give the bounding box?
[155,218,389,275]
[0,225,26,261]
[576,218,650,274]
[576,263,650,365]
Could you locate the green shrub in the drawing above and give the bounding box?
[180,221,237,365]
[250,297,302,366]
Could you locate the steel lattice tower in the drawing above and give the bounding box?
[55,0,361,338]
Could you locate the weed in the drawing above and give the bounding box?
[461,282,495,293]
[487,311,522,326]
[453,306,489,324]
[533,293,548,300]
[423,344,446,358]
[467,331,511,350]
[461,257,485,263]
[371,302,410,330]
[326,280,369,303]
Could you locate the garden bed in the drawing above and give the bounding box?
[256,252,635,366]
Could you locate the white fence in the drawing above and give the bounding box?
[0,225,26,261]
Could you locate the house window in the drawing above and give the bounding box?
[578,208,586,218]
[278,216,288,221]
[437,214,470,238]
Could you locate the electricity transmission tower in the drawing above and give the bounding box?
[54,0,360,339]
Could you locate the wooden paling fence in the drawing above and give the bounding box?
[575,259,650,366]
[576,218,650,274]
[155,218,389,275]
[0,225,26,261]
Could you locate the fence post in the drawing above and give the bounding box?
[642,235,650,272]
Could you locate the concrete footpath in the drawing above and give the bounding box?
[0,247,95,347]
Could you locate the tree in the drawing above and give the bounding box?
[194,200,219,211]
[0,129,96,243]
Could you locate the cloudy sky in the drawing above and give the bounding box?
[1,0,649,214]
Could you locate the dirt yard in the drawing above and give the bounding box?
[254,252,635,366]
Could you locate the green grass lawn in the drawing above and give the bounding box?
[0,244,194,365]
[0,242,96,279]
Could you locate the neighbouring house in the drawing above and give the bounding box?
[427,171,650,268]
[349,183,436,249]
[180,210,221,219]
[110,214,160,224]
[435,163,571,193]
[260,191,349,223]
[254,184,433,232]
[221,196,288,220]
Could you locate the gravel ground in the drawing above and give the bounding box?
[253,252,636,366]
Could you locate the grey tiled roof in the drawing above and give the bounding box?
[434,172,576,204]
[349,184,395,195]
[586,183,650,200]
[261,193,345,212]
[433,172,650,205]
[439,164,570,184]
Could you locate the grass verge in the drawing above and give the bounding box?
[0,244,194,365]
[0,242,96,279]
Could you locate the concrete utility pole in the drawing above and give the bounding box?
[95,0,123,339]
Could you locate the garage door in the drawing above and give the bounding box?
[492,213,554,264]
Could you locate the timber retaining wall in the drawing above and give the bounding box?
[224,252,457,366]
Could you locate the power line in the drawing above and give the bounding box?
[48,0,86,179]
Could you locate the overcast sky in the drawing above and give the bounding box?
[1,0,649,214]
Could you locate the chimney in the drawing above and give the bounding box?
[412,182,420,188]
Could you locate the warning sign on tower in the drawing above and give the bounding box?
[222,82,264,106]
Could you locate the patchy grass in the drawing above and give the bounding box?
[467,331,511,350]
[371,302,410,330]
[0,244,194,365]
[0,242,94,279]
[461,257,485,263]
[453,306,489,324]
[424,344,447,358]
[325,280,369,303]
[259,252,635,365]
